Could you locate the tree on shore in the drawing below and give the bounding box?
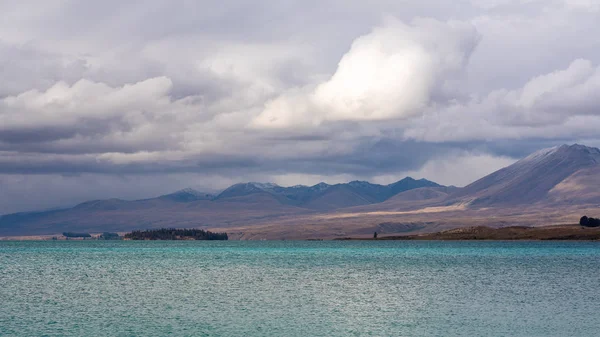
[580,216,600,228]
[99,232,121,240]
[63,232,91,238]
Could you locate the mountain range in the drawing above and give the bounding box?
[1,144,599,239]
[0,177,441,236]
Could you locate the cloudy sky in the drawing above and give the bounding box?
[1,0,600,213]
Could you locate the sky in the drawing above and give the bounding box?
[1,0,600,213]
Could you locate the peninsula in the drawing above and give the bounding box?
[338,225,600,241]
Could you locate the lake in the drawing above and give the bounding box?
[1,240,599,336]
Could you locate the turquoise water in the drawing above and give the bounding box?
[1,241,599,336]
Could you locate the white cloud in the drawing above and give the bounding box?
[518,59,595,108]
[404,59,600,142]
[252,17,480,128]
[1,77,175,128]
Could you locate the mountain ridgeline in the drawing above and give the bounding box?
[154,177,441,208]
[213,178,441,209]
[2,144,600,238]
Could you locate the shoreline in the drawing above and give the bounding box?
[3,225,600,241]
[337,224,600,241]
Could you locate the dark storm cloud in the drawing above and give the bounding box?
[0,128,78,144]
[0,139,437,176]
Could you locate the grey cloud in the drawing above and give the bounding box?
[0,137,453,178]
[1,0,600,213]
[0,41,88,97]
[0,128,77,144]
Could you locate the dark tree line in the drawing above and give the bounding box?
[124,228,228,240]
[580,216,600,228]
[63,232,92,238]
[99,232,121,240]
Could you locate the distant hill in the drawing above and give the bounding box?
[389,186,459,203]
[158,188,215,202]
[0,194,309,236]
[341,186,460,213]
[448,144,600,207]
